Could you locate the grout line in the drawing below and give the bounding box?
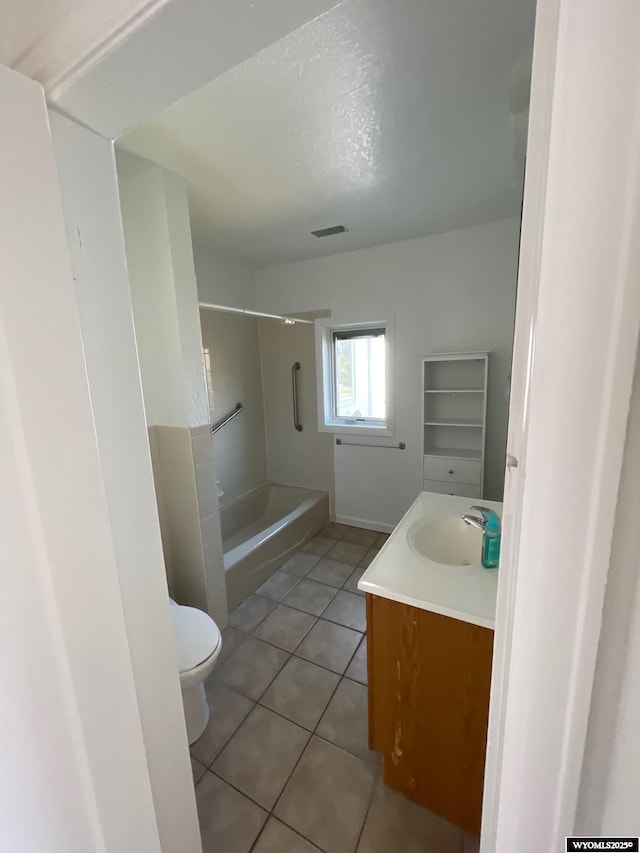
[196,535,415,852]
[353,767,379,852]
[208,539,374,849]
[200,662,365,768]
[192,556,381,853]
[225,562,366,680]
[255,622,362,679]
[219,624,364,687]
[191,691,256,770]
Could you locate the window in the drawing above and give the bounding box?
[316,319,393,435]
[332,327,386,421]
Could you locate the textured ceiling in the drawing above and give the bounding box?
[120,0,535,268]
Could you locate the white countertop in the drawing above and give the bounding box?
[358,492,502,630]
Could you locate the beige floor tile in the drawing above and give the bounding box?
[322,590,367,632]
[342,527,379,548]
[302,535,335,557]
[191,757,207,785]
[228,595,277,633]
[218,625,248,664]
[219,636,289,700]
[253,605,316,652]
[196,771,267,853]
[316,677,377,765]
[281,552,321,577]
[374,533,390,549]
[261,656,340,730]
[283,578,338,616]
[191,681,254,765]
[343,565,366,596]
[255,570,301,601]
[327,541,368,565]
[345,637,367,685]
[358,548,380,569]
[275,736,376,853]
[213,706,310,809]
[321,522,349,540]
[253,818,321,853]
[307,557,354,589]
[295,619,362,674]
[356,777,464,853]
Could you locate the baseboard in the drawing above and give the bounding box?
[335,514,395,534]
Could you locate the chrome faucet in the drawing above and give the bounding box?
[462,505,498,531]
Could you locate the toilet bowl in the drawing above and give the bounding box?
[169,599,222,744]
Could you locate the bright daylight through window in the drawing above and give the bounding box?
[332,328,386,423]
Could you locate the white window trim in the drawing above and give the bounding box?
[315,316,395,436]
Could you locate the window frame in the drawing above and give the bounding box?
[315,317,394,436]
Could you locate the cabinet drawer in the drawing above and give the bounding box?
[423,456,482,485]
[423,479,481,499]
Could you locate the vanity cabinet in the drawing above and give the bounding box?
[366,593,493,834]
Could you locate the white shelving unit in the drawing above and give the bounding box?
[421,352,488,498]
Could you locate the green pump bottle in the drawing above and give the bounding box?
[481,511,501,569]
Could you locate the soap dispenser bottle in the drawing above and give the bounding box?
[481,511,501,569]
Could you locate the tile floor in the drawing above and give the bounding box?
[191,523,480,853]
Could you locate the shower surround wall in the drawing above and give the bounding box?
[195,249,334,512]
[258,315,334,506]
[117,152,227,627]
[200,309,268,505]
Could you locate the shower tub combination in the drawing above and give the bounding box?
[221,483,330,608]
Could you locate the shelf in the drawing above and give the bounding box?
[422,354,487,494]
[424,447,482,460]
[424,419,483,428]
[424,389,484,394]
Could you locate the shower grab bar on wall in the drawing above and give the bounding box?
[335,438,406,450]
[211,402,243,435]
[292,362,303,432]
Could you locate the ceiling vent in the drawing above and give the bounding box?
[310,225,348,238]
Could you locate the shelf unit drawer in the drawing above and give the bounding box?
[423,479,481,499]
[423,456,482,485]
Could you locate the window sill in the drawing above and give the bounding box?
[319,421,393,437]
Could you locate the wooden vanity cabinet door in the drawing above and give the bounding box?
[366,593,493,835]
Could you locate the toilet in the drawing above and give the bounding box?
[169,599,222,744]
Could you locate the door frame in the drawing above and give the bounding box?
[481,0,640,848]
[24,0,640,848]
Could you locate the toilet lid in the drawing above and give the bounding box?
[170,605,221,673]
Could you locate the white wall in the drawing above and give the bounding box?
[195,246,256,310]
[256,218,519,528]
[117,152,227,627]
[576,345,640,833]
[50,113,202,853]
[0,64,174,853]
[117,151,210,429]
[259,315,335,508]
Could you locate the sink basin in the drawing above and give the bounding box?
[407,516,482,566]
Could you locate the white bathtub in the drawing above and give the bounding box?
[221,483,330,608]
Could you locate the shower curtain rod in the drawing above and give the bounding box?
[198,302,314,325]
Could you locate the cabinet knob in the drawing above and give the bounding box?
[448,469,454,475]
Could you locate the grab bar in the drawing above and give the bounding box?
[335,438,406,450]
[292,362,303,432]
[211,402,243,435]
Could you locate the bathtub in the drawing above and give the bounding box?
[221,483,330,608]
